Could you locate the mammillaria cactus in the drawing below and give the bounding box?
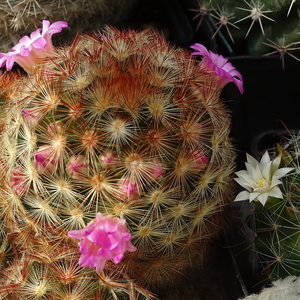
[0,21,242,298]
[190,0,300,68]
[235,133,300,284]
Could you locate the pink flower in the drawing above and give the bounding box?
[22,109,40,123]
[34,145,57,173]
[66,155,88,178]
[100,151,118,168]
[68,213,136,273]
[191,150,209,169]
[10,166,28,196]
[148,159,164,181]
[190,43,244,94]
[118,178,139,200]
[0,20,68,74]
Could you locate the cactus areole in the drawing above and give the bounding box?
[0,23,241,298]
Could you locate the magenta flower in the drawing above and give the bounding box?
[66,155,88,178]
[68,213,136,273]
[0,20,68,74]
[190,43,244,94]
[148,159,164,181]
[118,178,139,200]
[191,150,209,169]
[34,146,57,173]
[10,166,28,196]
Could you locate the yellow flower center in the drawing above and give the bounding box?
[257,178,268,188]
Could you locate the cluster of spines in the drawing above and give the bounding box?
[0,26,235,296]
[0,0,138,51]
[190,0,300,68]
[248,134,300,283]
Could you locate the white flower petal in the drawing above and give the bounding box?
[257,193,269,206]
[268,186,284,199]
[234,190,250,202]
[273,167,294,179]
[249,192,260,202]
[234,178,252,192]
[262,161,272,180]
[270,177,283,188]
[234,151,291,207]
[260,151,271,168]
[246,153,260,168]
[271,155,281,174]
[235,172,255,184]
[252,165,263,182]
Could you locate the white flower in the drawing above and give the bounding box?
[234,151,293,206]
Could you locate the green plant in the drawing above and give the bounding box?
[0,25,238,298]
[190,0,300,68]
[235,133,300,284]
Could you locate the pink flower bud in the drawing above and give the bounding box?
[68,213,136,273]
[148,159,164,181]
[191,150,209,169]
[34,146,56,173]
[117,178,139,200]
[66,155,88,178]
[47,121,64,134]
[100,151,118,168]
[10,166,27,196]
[22,109,40,123]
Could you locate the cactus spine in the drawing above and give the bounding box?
[245,134,300,283]
[191,0,300,66]
[0,0,138,52]
[0,26,236,298]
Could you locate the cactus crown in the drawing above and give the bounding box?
[0,26,236,298]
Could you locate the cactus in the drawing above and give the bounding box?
[234,133,300,284]
[190,0,300,68]
[0,24,239,298]
[0,0,137,52]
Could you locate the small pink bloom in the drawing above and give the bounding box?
[68,213,136,273]
[66,155,88,178]
[0,20,68,73]
[118,178,139,200]
[148,159,164,181]
[10,166,28,196]
[191,150,209,169]
[22,109,40,123]
[100,151,118,168]
[34,145,57,173]
[190,43,244,94]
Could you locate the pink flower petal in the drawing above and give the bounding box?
[112,253,124,264]
[19,46,30,56]
[68,213,136,273]
[6,54,16,70]
[68,228,89,239]
[104,218,118,233]
[31,37,47,50]
[190,43,244,94]
[30,28,42,40]
[1,20,68,73]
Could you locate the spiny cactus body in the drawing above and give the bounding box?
[0,27,236,298]
[244,134,300,283]
[191,0,300,66]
